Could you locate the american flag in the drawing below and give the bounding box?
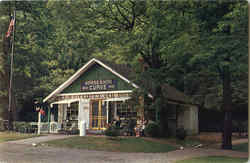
[6,17,15,38]
[40,109,46,116]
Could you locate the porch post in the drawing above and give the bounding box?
[48,107,51,133]
[106,101,109,124]
[38,110,41,135]
[114,102,117,119]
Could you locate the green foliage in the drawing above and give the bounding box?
[0,2,12,119]
[187,1,248,107]
[144,122,160,137]
[176,128,187,140]
[0,120,6,131]
[121,119,136,136]
[232,120,248,135]
[13,121,36,133]
[233,143,248,152]
[0,1,110,119]
[104,125,120,137]
[0,1,247,144]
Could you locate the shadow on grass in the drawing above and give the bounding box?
[233,143,248,152]
[176,156,247,163]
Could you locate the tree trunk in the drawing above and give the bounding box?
[221,67,232,149]
[154,86,168,137]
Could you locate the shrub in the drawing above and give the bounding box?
[0,120,5,131]
[13,122,35,133]
[122,119,136,136]
[232,120,248,136]
[104,126,120,137]
[176,128,186,140]
[69,129,79,135]
[128,119,136,130]
[144,122,160,137]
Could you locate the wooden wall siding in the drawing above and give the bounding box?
[62,63,133,94]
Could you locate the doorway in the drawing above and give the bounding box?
[90,100,107,130]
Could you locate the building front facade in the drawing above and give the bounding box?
[42,58,198,135]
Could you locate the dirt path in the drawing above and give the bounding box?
[208,138,248,149]
[0,135,248,163]
[166,147,248,162]
[0,142,248,163]
[232,138,248,145]
[0,142,171,163]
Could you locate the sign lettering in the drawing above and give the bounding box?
[81,79,117,91]
[58,93,130,101]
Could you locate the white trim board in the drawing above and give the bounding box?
[58,90,133,96]
[43,58,138,103]
[50,99,80,108]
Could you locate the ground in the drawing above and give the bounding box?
[175,156,247,163]
[0,133,248,163]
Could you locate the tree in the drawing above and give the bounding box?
[1,0,120,121]
[89,1,201,136]
[0,1,11,120]
[189,1,248,149]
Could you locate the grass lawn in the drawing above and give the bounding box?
[45,136,177,153]
[233,143,248,152]
[0,131,40,143]
[176,156,247,163]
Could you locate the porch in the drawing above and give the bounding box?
[38,98,137,134]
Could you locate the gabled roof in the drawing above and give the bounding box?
[43,58,139,102]
[43,58,193,105]
[162,84,192,104]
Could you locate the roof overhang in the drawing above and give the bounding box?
[50,99,79,108]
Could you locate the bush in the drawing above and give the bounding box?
[232,120,248,136]
[176,128,186,140]
[0,120,5,131]
[104,125,120,137]
[144,122,160,137]
[68,129,79,135]
[13,122,35,133]
[122,119,136,136]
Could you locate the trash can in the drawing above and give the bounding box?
[80,121,86,136]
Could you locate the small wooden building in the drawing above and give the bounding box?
[42,58,198,135]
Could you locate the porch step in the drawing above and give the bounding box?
[87,130,104,135]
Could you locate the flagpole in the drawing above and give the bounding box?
[8,8,15,131]
[248,1,250,162]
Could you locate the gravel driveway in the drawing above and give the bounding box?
[0,142,171,163]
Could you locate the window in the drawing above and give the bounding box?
[117,101,137,119]
[67,102,78,121]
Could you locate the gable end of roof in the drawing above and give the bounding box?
[43,58,138,102]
